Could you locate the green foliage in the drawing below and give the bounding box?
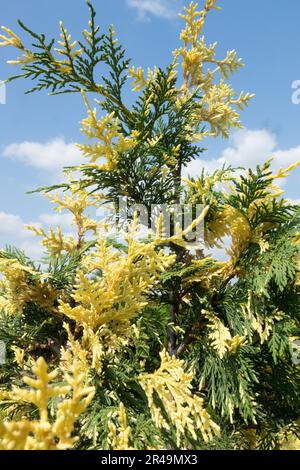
[0,0,299,451]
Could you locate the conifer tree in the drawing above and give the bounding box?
[0,1,299,450]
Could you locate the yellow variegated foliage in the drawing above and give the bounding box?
[0,2,254,142]
[185,159,300,265]
[11,346,26,368]
[108,403,133,450]
[52,360,95,449]
[0,26,23,49]
[0,0,298,452]
[126,1,253,141]
[61,323,107,375]
[53,21,83,73]
[128,65,159,91]
[226,161,300,261]
[27,185,99,255]
[184,258,231,291]
[49,186,98,238]
[0,26,34,66]
[79,92,139,170]
[28,226,77,257]
[198,310,246,358]
[198,82,253,138]
[226,336,247,356]
[139,349,220,446]
[222,207,252,262]
[202,310,231,358]
[155,205,210,250]
[272,160,300,180]
[0,357,94,450]
[60,323,90,372]
[128,66,147,91]
[0,22,80,73]
[173,1,253,138]
[59,219,175,345]
[0,259,57,314]
[242,293,285,344]
[7,50,34,65]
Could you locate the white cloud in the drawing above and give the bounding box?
[221,129,276,168]
[18,239,44,261]
[2,138,82,175]
[0,212,24,237]
[0,212,43,260]
[184,129,300,183]
[126,0,177,20]
[39,213,74,230]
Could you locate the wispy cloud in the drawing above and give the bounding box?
[0,212,25,237]
[2,138,82,179]
[126,0,178,20]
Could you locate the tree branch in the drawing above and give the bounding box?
[175,318,207,357]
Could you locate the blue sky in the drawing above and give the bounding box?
[0,0,300,257]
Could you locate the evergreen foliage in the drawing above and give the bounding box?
[0,1,299,450]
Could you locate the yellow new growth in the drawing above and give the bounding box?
[184,159,300,265]
[128,66,147,91]
[7,50,34,65]
[28,225,77,257]
[54,21,83,73]
[223,161,300,262]
[59,218,175,360]
[174,1,254,138]
[0,26,23,49]
[202,310,231,358]
[242,294,285,344]
[27,186,99,256]
[11,346,26,368]
[80,92,139,170]
[227,336,247,355]
[0,20,82,72]
[202,310,246,358]
[0,26,34,65]
[139,349,220,446]
[223,207,252,262]
[272,159,300,180]
[128,66,158,92]
[0,258,57,314]
[52,359,95,449]
[0,357,95,450]
[108,403,133,450]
